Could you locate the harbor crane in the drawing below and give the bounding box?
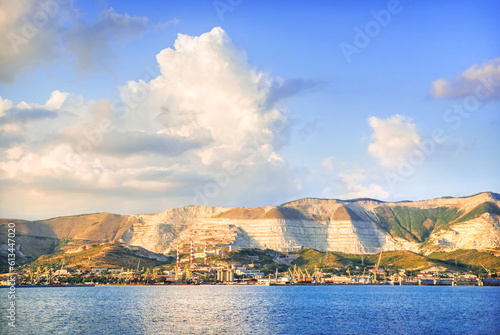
[36,266,41,283]
[480,263,492,279]
[152,267,160,281]
[372,252,383,282]
[142,268,151,281]
[44,267,51,284]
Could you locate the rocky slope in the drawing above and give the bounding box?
[1,192,499,259]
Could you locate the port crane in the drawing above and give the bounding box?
[480,263,492,279]
[118,267,124,283]
[372,252,383,282]
[142,268,151,281]
[152,267,160,281]
[44,267,51,284]
[36,266,42,283]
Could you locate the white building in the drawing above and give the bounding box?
[235,267,264,278]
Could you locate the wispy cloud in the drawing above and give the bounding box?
[0,2,148,82]
[154,18,180,29]
[430,57,500,100]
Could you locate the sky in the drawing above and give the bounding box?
[0,0,499,219]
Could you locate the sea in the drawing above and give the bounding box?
[1,285,499,334]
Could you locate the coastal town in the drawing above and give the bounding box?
[2,242,499,287]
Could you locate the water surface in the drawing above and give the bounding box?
[1,285,499,334]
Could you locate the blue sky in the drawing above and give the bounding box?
[0,0,499,219]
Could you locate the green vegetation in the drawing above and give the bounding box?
[371,250,434,270]
[455,202,500,224]
[291,248,439,272]
[427,249,500,272]
[292,248,344,269]
[375,207,417,242]
[374,206,461,243]
[55,238,72,251]
[26,242,171,270]
[391,206,461,241]
[221,248,277,265]
[91,221,99,226]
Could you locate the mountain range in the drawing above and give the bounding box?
[1,192,500,267]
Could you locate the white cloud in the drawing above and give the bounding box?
[44,90,69,110]
[368,114,421,168]
[154,18,180,29]
[121,27,289,167]
[0,27,310,219]
[338,169,390,200]
[0,2,148,82]
[322,156,335,171]
[6,145,23,160]
[0,96,13,117]
[430,57,500,100]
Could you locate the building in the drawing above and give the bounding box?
[53,269,71,276]
[207,249,227,256]
[216,269,234,282]
[235,267,264,278]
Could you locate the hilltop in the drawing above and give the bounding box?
[1,192,500,271]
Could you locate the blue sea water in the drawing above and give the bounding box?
[1,285,499,334]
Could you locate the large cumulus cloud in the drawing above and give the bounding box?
[0,27,307,219]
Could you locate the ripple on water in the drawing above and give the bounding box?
[0,285,499,335]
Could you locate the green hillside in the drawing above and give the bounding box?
[291,249,439,271]
[375,206,461,243]
[455,202,500,224]
[427,249,500,272]
[23,243,171,271]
